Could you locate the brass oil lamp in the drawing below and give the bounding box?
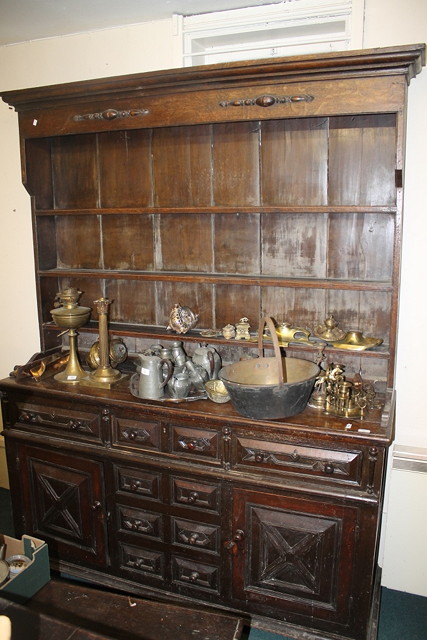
[50,288,91,384]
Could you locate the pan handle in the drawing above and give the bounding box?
[257,317,287,385]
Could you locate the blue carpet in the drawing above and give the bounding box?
[247,587,427,640]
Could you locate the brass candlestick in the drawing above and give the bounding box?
[86,297,127,388]
[50,288,91,384]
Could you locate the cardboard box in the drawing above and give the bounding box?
[0,534,50,601]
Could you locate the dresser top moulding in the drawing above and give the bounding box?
[1,43,425,112]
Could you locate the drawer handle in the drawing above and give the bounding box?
[224,529,245,554]
[189,571,200,583]
[69,419,83,431]
[187,491,199,504]
[219,94,314,108]
[124,518,152,534]
[129,480,142,492]
[73,107,149,122]
[324,463,335,474]
[178,437,210,452]
[255,452,265,463]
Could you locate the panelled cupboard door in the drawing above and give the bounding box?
[17,444,108,568]
[231,488,359,632]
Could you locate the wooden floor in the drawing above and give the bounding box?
[0,577,247,640]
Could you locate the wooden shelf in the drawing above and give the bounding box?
[35,205,398,216]
[42,321,391,359]
[38,269,393,292]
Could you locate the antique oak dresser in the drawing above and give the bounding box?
[0,44,425,640]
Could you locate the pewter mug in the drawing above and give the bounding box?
[130,354,173,400]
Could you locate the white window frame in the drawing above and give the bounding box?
[176,0,365,67]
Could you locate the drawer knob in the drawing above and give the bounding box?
[91,500,102,511]
[187,491,199,504]
[234,529,245,543]
[189,533,200,545]
[129,480,141,492]
[324,463,335,474]
[69,419,83,431]
[224,529,245,554]
[189,571,200,583]
[255,452,265,463]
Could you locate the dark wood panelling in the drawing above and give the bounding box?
[106,279,157,324]
[52,134,99,209]
[35,216,58,271]
[328,114,396,206]
[214,213,260,275]
[152,125,212,207]
[213,122,260,206]
[214,284,260,330]
[56,215,102,269]
[39,276,62,324]
[261,213,328,278]
[159,214,213,272]
[25,138,53,209]
[99,130,152,208]
[102,214,154,271]
[327,213,394,281]
[261,118,328,206]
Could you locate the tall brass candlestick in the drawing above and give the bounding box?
[87,297,123,388]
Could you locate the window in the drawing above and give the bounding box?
[178,0,365,66]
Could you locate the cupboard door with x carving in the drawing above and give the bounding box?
[8,442,108,568]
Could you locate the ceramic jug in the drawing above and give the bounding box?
[130,354,173,400]
[192,346,221,380]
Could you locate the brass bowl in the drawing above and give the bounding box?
[204,380,230,404]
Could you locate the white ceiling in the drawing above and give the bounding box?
[0,0,280,46]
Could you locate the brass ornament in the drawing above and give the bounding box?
[309,364,378,419]
[167,303,199,334]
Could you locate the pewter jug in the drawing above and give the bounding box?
[192,346,221,380]
[130,354,173,400]
[167,371,192,399]
[186,359,208,391]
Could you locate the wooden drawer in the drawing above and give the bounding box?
[15,401,102,443]
[116,504,164,541]
[171,476,221,514]
[172,516,220,555]
[114,464,161,501]
[171,424,221,466]
[119,541,165,582]
[171,556,220,595]
[233,435,363,488]
[112,416,161,451]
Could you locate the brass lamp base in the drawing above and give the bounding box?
[83,365,128,389]
[54,329,89,384]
